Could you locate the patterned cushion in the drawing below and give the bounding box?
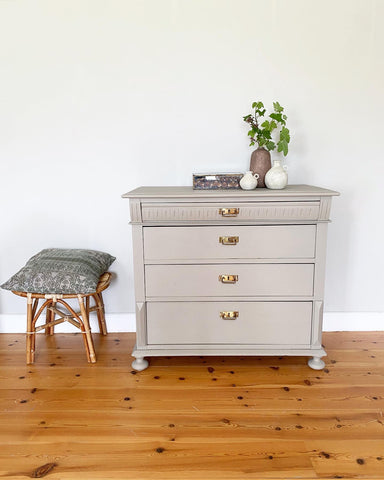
[1,249,116,294]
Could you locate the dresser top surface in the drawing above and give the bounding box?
[122,185,339,199]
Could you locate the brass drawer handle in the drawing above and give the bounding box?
[219,274,238,284]
[220,311,239,320]
[219,236,239,245]
[219,208,239,217]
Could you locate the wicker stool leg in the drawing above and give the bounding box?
[78,295,96,363]
[50,300,56,335]
[31,298,38,357]
[26,293,35,364]
[93,293,108,335]
[85,296,90,318]
[44,301,50,336]
[45,300,55,336]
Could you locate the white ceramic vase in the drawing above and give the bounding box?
[240,171,259,190]
[265,160,288,189]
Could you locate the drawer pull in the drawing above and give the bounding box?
[219,236,239,245]
[220,311,239,320]
[219,274,238,284]
[219,208,239,217]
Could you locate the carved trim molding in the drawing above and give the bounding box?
[142,202,320,222]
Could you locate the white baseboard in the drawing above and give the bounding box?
[0,311,383,333]
[0,313,136,333]
[322,312,384,331]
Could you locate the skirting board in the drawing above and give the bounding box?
[0,312,383,333]
[0,313,136,334]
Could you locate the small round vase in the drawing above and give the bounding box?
[240,171,259,190]
[250,147,271,188]
[265,160,288,189]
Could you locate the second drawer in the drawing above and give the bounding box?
[145,263,314,297]
[143,225,316,261]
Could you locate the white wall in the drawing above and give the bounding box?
[1,0,383,331]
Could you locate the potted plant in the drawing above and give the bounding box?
[243,101,290,187]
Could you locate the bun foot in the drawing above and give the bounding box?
[308,356,325,370]
[132,357,149,371]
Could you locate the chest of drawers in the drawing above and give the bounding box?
[123,185,338,371]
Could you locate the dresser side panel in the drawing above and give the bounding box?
[311,221,329,347]
[131,223,147,346]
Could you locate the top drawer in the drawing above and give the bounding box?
[141,201,320,223]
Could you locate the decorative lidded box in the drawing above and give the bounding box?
[192,173,242,190]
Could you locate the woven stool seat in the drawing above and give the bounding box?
[12,272,112,364]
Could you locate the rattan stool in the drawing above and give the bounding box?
[12,272,111,364]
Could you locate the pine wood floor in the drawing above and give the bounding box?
[0,331,383,479]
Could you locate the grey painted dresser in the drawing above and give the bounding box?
[123,185,339,371]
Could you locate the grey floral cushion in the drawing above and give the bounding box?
[1,248,115,294]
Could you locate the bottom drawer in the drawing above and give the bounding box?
[146,302,312,346]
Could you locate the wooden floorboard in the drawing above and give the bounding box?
[0,331,383,479]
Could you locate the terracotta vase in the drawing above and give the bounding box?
[249,147,271,188]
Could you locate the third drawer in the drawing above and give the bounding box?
[145,263,314,297]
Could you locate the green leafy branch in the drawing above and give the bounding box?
[243,101,290,156]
